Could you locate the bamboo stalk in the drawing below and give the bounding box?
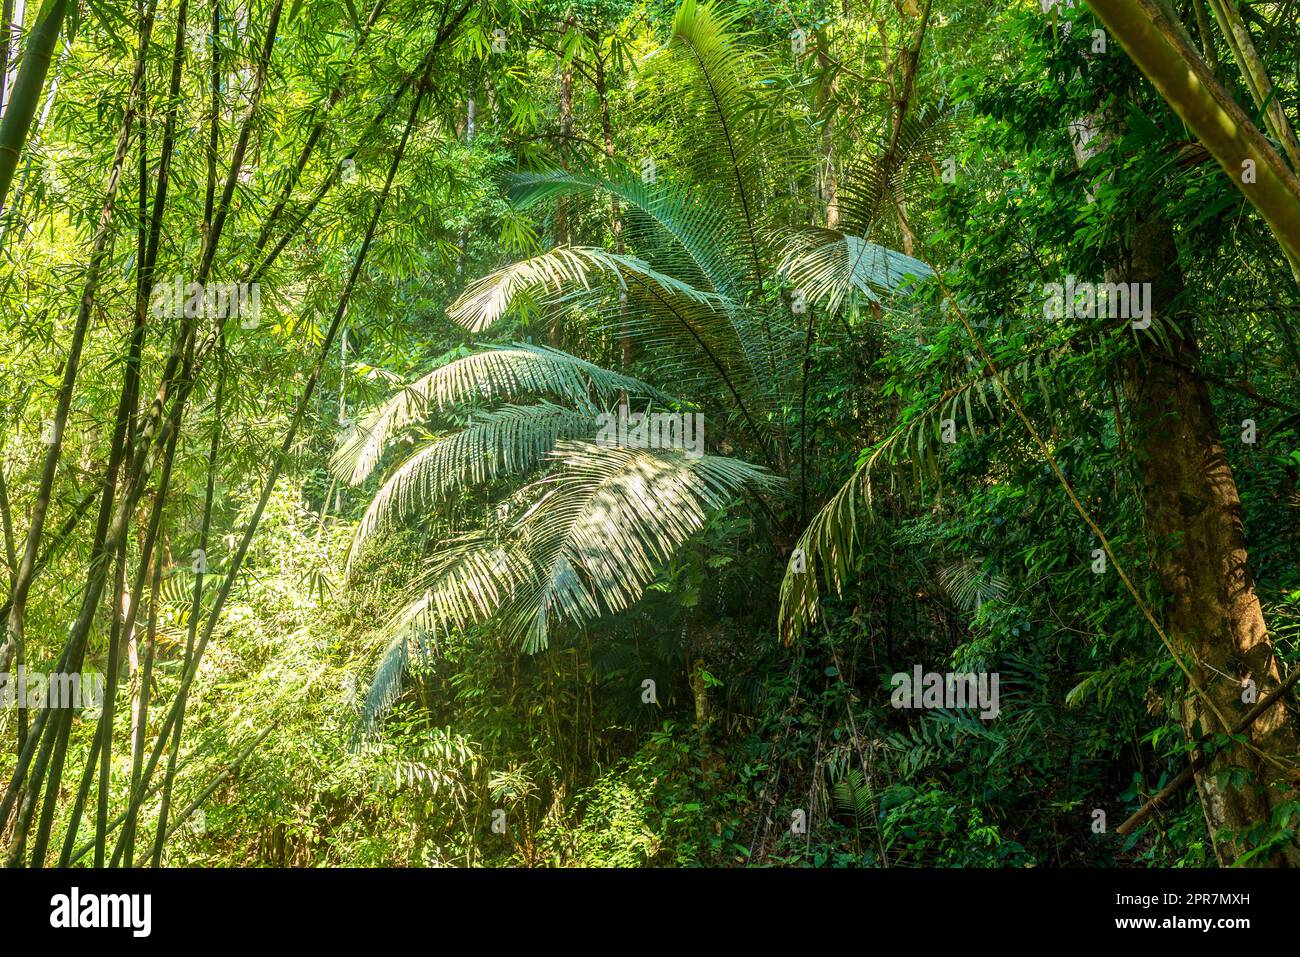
[152,350,224,866]
[1085,0,1300,263]
[114,77,435,865]
[0,0,157,857]
[1204,0,1300,170]
[0,0,153,681]
[0,0,66,212]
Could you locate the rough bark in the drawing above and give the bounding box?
[1117,211,1299,866]
[1060,0,1300,863]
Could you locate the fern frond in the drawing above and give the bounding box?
[831,767,877,830]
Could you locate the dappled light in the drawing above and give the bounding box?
[0,0,1297,898]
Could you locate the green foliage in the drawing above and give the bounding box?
[4,0,1299,871]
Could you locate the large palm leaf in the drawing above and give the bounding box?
[778,344,1075,642]
[500,441,776,651]
[508,168,747,298]
[777,228,934,315]
[358,442,774,729]
[838,100,966,246]
[332,343,670,485]
[345,402,596,573]
[656,0,782,298]
[447,246,736,333]
[356,534,531,737]
[447,244,778,437]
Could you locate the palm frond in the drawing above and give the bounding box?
[508,168,746,297]
[356,630,423,739]
[778,341,1081,641]
[564,260,784,423]
[332,344,671,486]
[838,100,966,244]
[396,538,531,639]
[661,0,771,297]
[503,441,776,652]
[777,448,874,643]
[446,245,736,334]
[936,557,1010,616]
[356,535,532,733]
[346,402,595,572]
[778,363,1006,642]
[778,228,933,314]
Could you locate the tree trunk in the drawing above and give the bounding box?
[593,44,628,372]
[815,26,839,228]
[690,657,708,729]
[1118,210,1299,866]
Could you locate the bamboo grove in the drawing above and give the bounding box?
[1,0,1299,868]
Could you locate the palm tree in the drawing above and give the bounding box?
[340,0,928,732]
[335,344,776,731]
